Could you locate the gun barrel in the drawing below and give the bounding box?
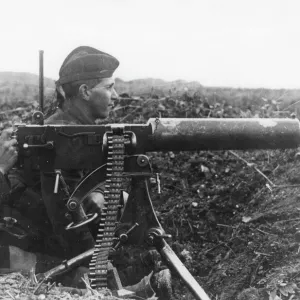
[147,118,300,151]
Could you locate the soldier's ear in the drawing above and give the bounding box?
[78,84,90,101]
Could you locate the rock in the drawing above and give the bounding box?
[201,165,210,173]
[180,249,192,263]
[237,287,260,300]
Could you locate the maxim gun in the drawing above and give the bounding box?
[15,117,300,300]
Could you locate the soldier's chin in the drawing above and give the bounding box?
[95,116,109,124]
[94,110,110,123]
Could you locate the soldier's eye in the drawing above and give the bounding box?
[106,83,114,90]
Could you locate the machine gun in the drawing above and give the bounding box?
[15,117,300,300]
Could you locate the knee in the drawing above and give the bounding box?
[9,245,37,272]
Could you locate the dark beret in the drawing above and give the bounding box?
[57,46,119,85]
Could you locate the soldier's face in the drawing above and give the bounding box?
[88,78,118,119]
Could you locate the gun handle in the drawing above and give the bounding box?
[65,205,98,231]
[158,239,211,300]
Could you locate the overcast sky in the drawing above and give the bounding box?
[1,0,300,89]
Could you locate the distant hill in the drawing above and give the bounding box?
[0,72,55,88]
[0,72,203,96]
[0,72,204,106]
[0,72,55,106]
[115,78,203,97]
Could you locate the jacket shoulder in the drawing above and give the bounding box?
[45,110,73,125]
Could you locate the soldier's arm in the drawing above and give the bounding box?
[0,129,17,175]
[0,128,18,204]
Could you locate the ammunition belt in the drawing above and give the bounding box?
[89,130,125,289]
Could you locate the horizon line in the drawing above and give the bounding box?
[0,70,299,90]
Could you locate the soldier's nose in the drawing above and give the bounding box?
[111,88,119,101]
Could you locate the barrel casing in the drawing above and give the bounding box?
[147,118,300,151]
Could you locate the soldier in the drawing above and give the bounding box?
[2,47,171,298]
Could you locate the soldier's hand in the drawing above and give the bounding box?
[85,192,105,216]
[0,128,18,175]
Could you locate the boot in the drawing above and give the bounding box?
[151,269,173,300]
[116,248,173,300]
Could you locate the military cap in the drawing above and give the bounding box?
[57,46,119,85]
